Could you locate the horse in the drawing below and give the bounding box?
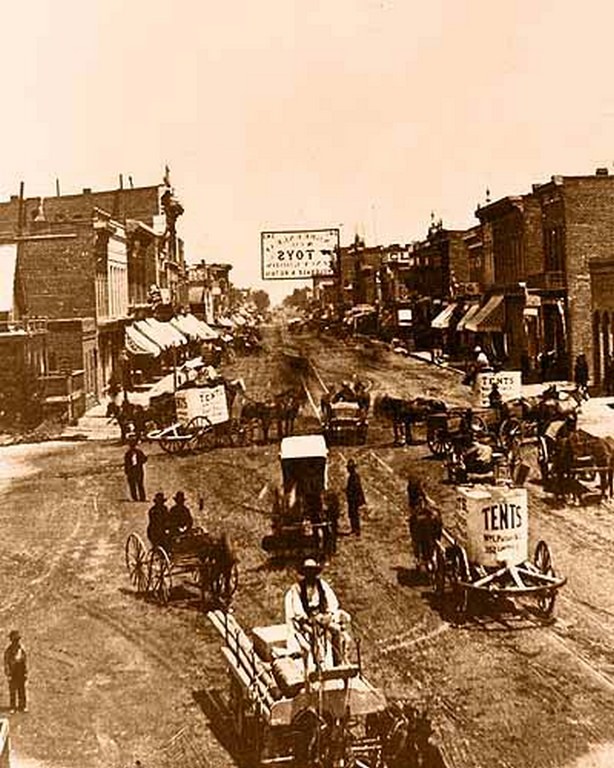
[552,428,614,503]
[223,377,246,417]
[106,399,137,442]
[275,387,306,437]
[374,395,447,445]
[240,397,279,442]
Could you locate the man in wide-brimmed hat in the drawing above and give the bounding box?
[4,629,27,712]
[284,559,350,666]
[147,492,169,548]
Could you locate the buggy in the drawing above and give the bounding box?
[322,401,368,445]
[125,527,238,608]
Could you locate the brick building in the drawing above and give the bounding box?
[187,261,233,324]
[466,169,614,384]
[0,175,186,406]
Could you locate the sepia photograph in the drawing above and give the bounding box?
[2,1,614,767]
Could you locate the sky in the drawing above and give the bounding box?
[3,0,614,305]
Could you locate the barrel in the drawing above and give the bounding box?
[455,485,528,567]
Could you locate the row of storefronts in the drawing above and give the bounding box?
[315,169,614,387]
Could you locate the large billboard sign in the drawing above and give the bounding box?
[261,228,339,280]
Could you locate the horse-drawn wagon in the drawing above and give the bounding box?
[125,527,238,608]
[262,435,339,559]
[322,401,368,445]
[147,377,247,455]
[426,484,566,621]
[207,607,444,767]
[537,416,613,503]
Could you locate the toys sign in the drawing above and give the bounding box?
[261,229,339,280]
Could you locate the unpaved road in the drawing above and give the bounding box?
[3,326,614,768]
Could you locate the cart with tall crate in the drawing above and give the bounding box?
[428,483,566,621]
[147,379,246,455]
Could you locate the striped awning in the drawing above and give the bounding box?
[137,318,188,349]
[430,303,458,329]
[125,324,163,357]
[456,303,481,331]
[465,295,505,333]
[171,313,218,341]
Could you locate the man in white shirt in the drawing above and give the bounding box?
[284,559,349,666]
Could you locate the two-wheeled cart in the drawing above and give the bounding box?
[429,484,566,621]
[147,381,246,455]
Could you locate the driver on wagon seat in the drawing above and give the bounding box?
[464,436,494,474]
[284,559,350,666]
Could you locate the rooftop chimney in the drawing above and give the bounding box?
[82,187,92,194]
[596,167,609,176]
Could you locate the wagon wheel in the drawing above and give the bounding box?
[534,540,557,617]
[148,547,173,604]
[537,436,551,484]
[427,428,452,457]
[125,533,149,594]
[432,543,447,598]
[499,417,523,450]
[187,415,216,452]
[449,546,470,620]
[159,435,187,455]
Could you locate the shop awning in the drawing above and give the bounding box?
[125,324,163,357]
[171,313,219,341]
[137,318,187,349]
[456,303,481,331]
[465,295,505,333]
[430,303,457,329]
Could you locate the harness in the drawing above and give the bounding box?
[299,579,328,616]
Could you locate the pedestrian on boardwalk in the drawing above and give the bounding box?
[345,459,365,537]
[606,354,614,396]
[4,630,27,713]
[574,353,590,398]
[123,436,147,501]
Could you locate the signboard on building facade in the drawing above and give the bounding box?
[175,385,229,426]
[261,228,339,280]
[474,370,522,408]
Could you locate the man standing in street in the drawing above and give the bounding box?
[124,436,147,502]
[345,459,365,537]
[4,629,27,713]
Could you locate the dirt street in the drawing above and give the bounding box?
[3,326,614,768]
